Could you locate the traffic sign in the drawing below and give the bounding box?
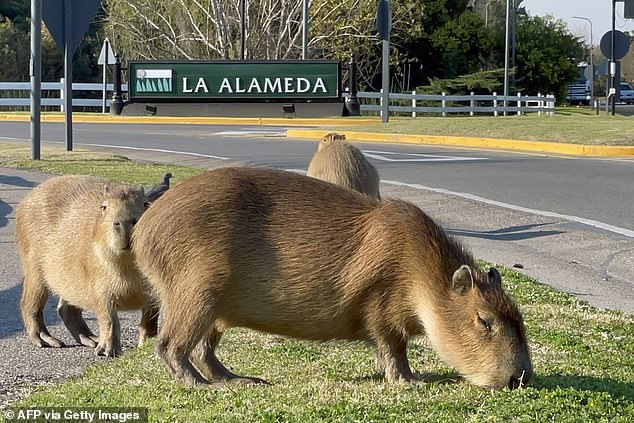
[98,38,116,65]
[600,30,631,60]
[377,0,392,41]
[42,0,102,54]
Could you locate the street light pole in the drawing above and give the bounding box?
[572,16,593,109]
[611,0,616,116]
[503,0,510,116]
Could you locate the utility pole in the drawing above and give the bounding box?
[611,0,616,116]
[503,0,510,116]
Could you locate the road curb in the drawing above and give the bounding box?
[0,114,377,126]
[287,129,634,157]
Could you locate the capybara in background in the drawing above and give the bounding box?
[306,133,381,199]
[132,167,531,389]
[16,175,158,357]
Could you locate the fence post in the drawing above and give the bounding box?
[537,92,542,116]
[517,92,521,115]
[470,92,475,116]
[442,91,447,117]
[412,90,416,118]
[59,78,65,112]
[493,91,498,117]
[379,89,383,118]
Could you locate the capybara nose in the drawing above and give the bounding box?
[508,368,531,389]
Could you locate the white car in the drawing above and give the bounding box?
[619,83,634,104]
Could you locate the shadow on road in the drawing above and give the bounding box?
[0,199,10,229]
[447,223,562,241]
[0,283,61,340]
[0,174,36,188]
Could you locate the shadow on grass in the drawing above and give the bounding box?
[352,371,462,386]
[533,374,634,399]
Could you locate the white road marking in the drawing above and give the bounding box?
[362,150,486,162]
[73,143,232,160]
[382,179,634,239]
[214,130,286,137]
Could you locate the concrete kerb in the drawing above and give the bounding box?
[287,129,634,157]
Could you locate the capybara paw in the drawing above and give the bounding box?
[31,333,65,348]
[94,343,120,357]
[78,334,99,348]
[225,376,269,386]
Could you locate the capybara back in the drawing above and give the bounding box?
[132,167,530,388]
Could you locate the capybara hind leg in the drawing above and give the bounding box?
[138,304,159,346]
[93,305,121,357]
[374,337,414,382]
[155,335,208,387]
[190,329,268,386]
[20,272,64,348]
[57,299,98,348]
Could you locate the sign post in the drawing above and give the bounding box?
[377,0,391,123]
[98,38,116,113]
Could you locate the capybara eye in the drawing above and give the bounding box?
[113,221,121,230]
[101,205,107,211]
[144,202,150,208]
[478,314,493,331]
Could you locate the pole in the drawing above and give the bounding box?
[30,0,41,160]
[302,0,309,59]
[102,39,108,113]
[381,39,389,123]
[611,0,616,116]
[503,0,510,116]
[110,54,124,115]
[572,16,593,109]
[63,0,73,151]
[240,0,245,60]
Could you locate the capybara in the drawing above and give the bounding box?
[306,133,381,199]
[16,175,158,357]
[132,167,531,389]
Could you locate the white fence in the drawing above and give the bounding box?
[0,81,555,116]
[354,91,556,116]
[0,81,128,109]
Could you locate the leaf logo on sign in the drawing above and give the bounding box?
[136,69,173,93]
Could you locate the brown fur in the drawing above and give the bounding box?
[16,175,158,357]
[132,167,531,388]
[306,133,381,199]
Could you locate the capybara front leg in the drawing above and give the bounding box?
[374,337,414,382]
[138,303,159,346]
[57,299,98,348]
[20,271,64,348]
[93,304,121,357]
[190,329,268,386]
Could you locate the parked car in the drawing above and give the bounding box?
[619,82,634,104]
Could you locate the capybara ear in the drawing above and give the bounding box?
[451,264,474,294]
[488,267,502,286]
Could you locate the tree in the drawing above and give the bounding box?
[513,14,584,101]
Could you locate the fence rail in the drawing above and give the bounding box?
[0,82,555,116]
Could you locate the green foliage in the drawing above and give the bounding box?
[421,68,508,94]
[513,15,584,101]
[0,17,29,81]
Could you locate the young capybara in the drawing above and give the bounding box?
[306,133,381,199]
[132,167,532,389]
[16,175,158,357]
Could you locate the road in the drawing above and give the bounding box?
[0,120,633,407]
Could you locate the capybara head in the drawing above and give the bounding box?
[424,265,532,389]
[317,133,346,151]
[99,185,148,251]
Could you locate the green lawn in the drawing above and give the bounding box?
[339,108,634,146]
[3,143,634,422]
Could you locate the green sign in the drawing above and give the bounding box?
[128,61,341,102]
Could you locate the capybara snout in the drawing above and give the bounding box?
[132,167,530,388]
[443,266,532,389]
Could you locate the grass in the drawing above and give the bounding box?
[2,143,634,422]
[0,143,204,186]
[7,267,634,422]
[337,108,634,146]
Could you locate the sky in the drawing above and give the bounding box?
[522,0,634,46]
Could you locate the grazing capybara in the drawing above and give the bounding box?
[306,133,381,199]
[132,167,531,389]
[16,175,158,357]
